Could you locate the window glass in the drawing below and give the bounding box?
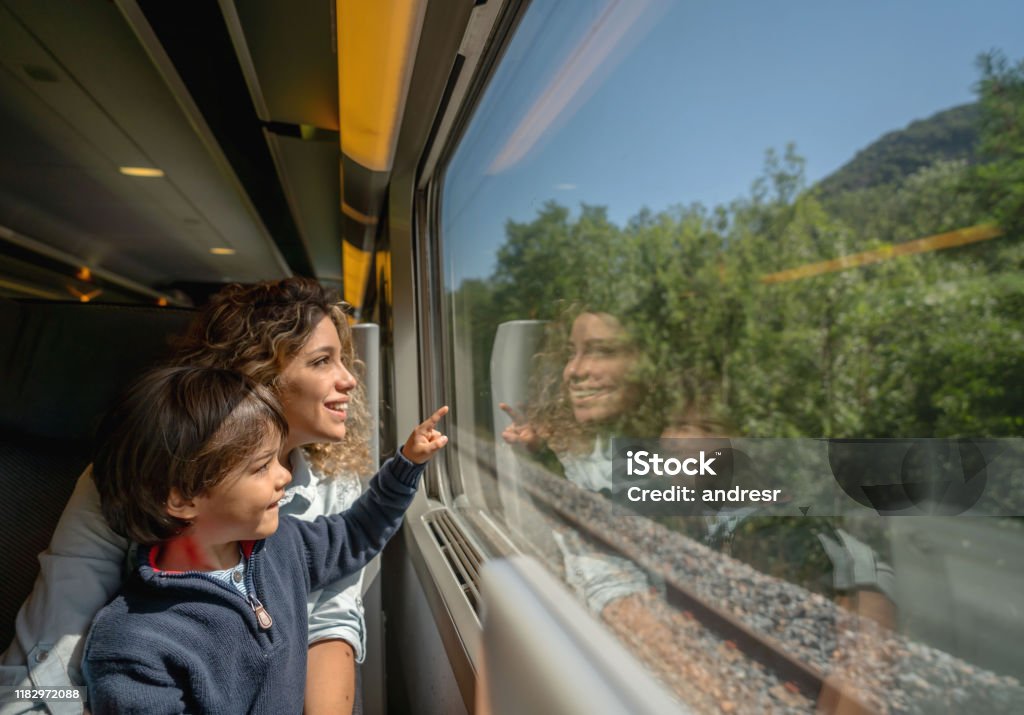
[440,1,1024,711]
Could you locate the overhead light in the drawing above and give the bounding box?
[67,285,102,303]
[337,0,426,171]
[119,166,165,178]
[76,266,92,281]
[156,297,169,307]
[210,247,236,256]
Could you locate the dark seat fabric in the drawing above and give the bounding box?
[0,437,92,652]
[0,299,194,650]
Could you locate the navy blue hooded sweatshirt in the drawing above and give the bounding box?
[83,453,424,714]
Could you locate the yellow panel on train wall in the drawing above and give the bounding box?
[343,240,371,310]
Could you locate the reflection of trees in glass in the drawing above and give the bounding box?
[974,51,1024,238]
[451,52,1024,442]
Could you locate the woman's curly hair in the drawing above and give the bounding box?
[173,277,372,477]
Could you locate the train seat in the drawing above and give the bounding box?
[0,299,193,650]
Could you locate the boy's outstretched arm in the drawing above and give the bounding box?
[288,407,449,591]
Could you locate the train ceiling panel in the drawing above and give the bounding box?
[0,0,450,300]
[262,130,343,286]
[219,0,339,131]
[219,0,352,280]
[220,0,377,269]
[0,0,290,301]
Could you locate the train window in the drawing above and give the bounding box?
[437,0,1024,711]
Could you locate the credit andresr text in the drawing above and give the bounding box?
[623,450,781,504]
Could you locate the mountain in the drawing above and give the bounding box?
[815,103,980,198]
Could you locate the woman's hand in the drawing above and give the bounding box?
[402,406,449,464]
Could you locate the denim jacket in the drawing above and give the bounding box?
[0,449,367,715]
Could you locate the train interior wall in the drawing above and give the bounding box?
[382,526,470,715]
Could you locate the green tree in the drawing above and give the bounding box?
[973,51,1024,237]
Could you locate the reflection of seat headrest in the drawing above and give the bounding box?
[0,299,194,444]
[490,320,548,430]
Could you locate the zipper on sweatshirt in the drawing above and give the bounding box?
[248,594,273,630]
[243,544,273,631]
[150,543,273,636]
[157,569,271,631]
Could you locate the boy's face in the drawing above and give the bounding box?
[190,428,292,545]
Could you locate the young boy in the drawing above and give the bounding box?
[82,366,447,714]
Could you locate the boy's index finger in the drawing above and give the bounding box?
[422,405,449,430]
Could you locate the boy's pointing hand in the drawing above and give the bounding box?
[402,406,449,464]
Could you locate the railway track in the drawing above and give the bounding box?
[514,466,879,714]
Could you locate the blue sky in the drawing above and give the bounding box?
[441,0,1023,284]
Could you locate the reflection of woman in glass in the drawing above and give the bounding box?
[503,305,718,485]
[505,311,638,492]
[501,304,716,614]
[539,306,896,600]
[502,311,646,613]
[562,311,639,426]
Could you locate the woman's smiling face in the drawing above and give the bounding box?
[562,312,639,425]
[276,315,357,452]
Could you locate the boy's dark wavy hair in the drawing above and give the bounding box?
[93,366,288,545]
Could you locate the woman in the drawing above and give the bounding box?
[1,277,375,715]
